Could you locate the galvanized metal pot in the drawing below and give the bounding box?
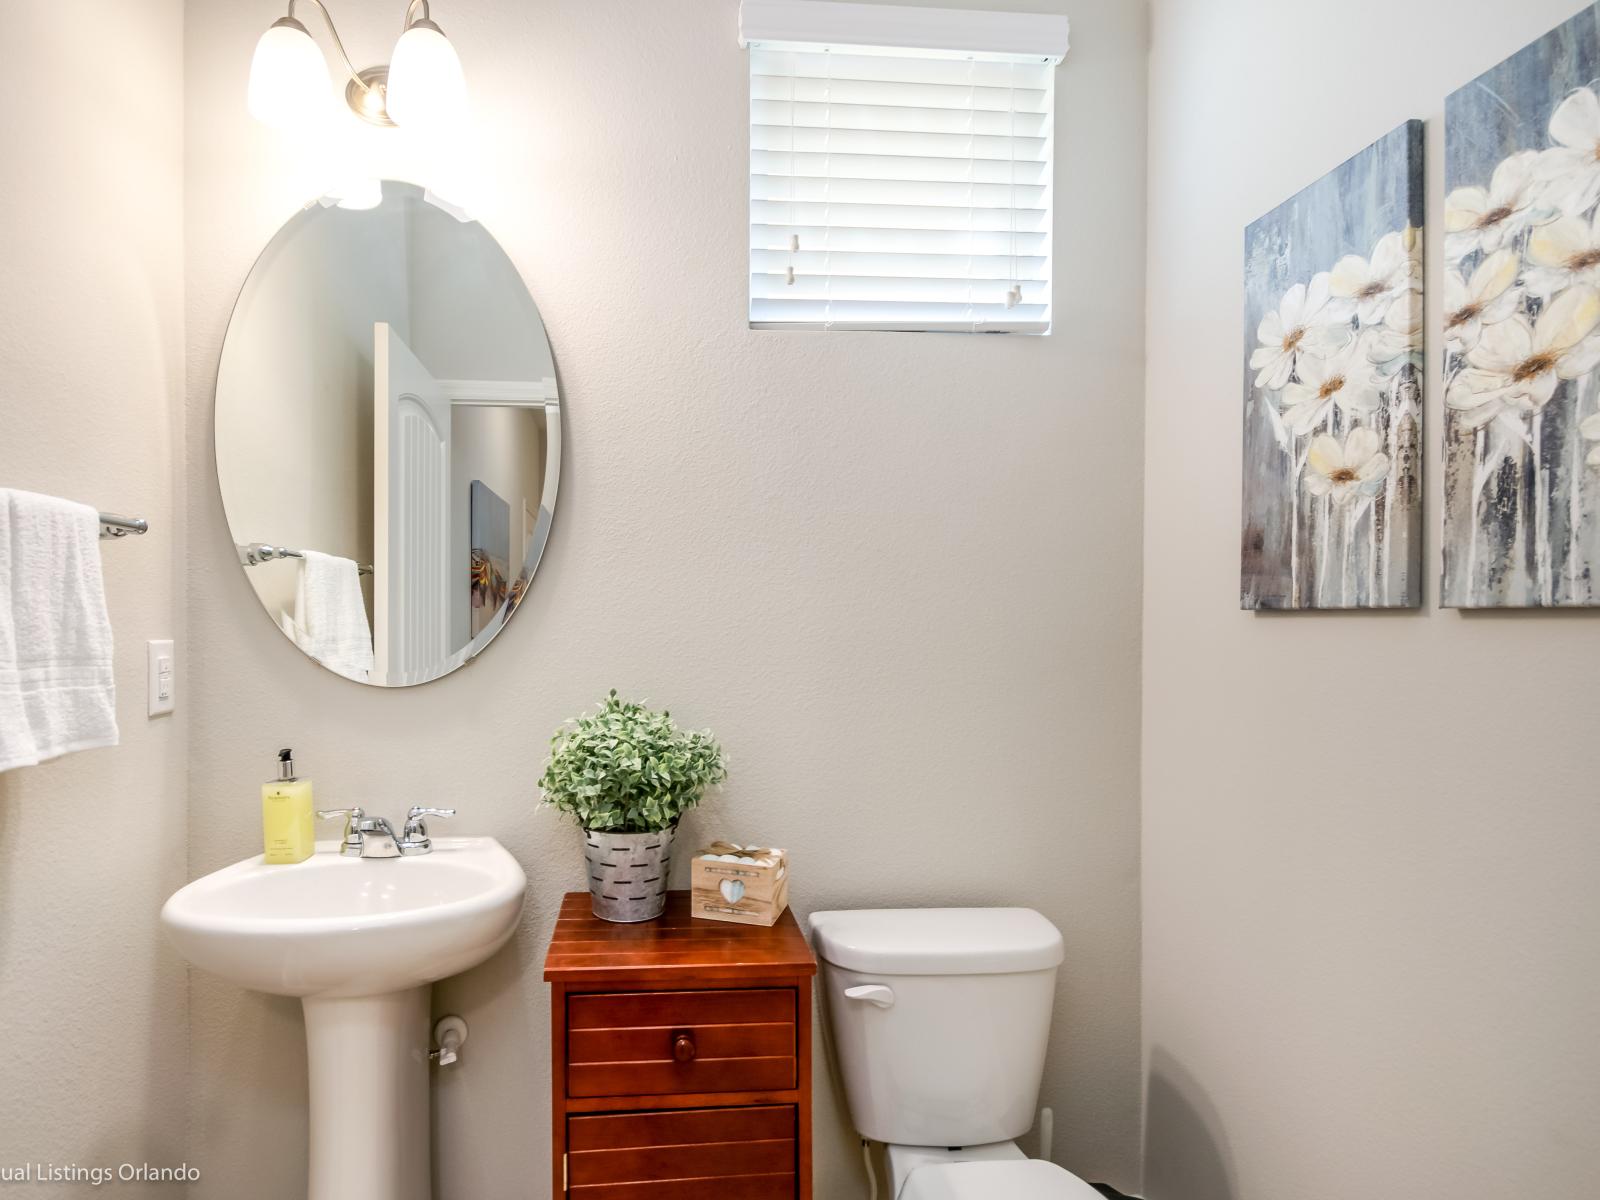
[582,826,675,922]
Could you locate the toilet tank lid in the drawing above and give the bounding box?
[807,908,1064,975]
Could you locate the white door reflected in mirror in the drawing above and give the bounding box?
[375,323,452,685]
[214,180,560,686]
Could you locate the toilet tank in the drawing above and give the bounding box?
[809,908,1064,1148]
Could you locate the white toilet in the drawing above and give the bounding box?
[810,907,1103,1199]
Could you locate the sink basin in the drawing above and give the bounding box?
[161,837,526,1200]
[160,837,526,997]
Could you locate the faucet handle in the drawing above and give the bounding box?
[400,806,455,853]
[406,809,457,838]
[315,807,366,854]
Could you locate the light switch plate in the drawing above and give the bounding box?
[147,639,175,716]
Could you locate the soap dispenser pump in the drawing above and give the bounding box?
[262,748,315,864]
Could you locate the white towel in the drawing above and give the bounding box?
[0,489,119,773]
[286,551,373,683]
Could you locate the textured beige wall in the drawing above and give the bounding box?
[183,0,1146,1196]
[1143,2,1600,1197]
[0,0,189,1188]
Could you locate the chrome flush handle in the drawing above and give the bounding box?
[844,984,896,1010]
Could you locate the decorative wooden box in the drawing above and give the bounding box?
[691,843,789,927]
[545,890,817,1198]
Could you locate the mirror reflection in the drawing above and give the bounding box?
[215,181,559,686]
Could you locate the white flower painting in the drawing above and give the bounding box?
[1443,4,1600,607]
[1249,274,1358,391]
[1305,428,1392,505]
[1242,121,1424,610]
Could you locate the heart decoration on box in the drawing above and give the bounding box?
[720,878,746,904]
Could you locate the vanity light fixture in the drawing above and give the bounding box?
[247,0,468,130]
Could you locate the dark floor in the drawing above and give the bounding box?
[1091,1187,1138,1200]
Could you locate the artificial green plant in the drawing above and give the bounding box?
[539,691,727,833]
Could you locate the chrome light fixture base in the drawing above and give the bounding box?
[346,66,395,126]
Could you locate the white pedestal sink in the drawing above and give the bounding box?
[160,838,526,1200]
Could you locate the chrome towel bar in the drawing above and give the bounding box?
[238,542,373,576]
[99,513,148,539]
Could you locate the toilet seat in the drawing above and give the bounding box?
[900,1159,1105,1200]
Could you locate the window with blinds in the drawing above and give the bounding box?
[748,46,1055,333]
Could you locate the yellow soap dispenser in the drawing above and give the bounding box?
[262,748,314,864]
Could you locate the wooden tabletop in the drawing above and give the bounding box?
[544,891,817,985]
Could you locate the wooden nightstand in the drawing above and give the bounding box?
[545,890,818,1198]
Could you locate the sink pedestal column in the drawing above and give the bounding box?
[302,986,432,1200]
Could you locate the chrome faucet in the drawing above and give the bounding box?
[316,806,457,858]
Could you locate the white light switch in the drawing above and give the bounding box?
[147,639,175,716]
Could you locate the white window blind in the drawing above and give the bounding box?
[747,37,1058,333]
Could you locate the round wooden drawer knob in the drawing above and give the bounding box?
[673,1032,697,1062]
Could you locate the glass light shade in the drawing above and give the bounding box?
[247,19,333,129]
[385,23,468,132]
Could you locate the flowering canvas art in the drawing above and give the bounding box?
[1443,4,1600,607]
[1242,121,1425,610]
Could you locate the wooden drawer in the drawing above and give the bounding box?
[567,989,797,1099]
[567,1105,796,1199]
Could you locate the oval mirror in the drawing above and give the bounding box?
[215,181,559,686]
